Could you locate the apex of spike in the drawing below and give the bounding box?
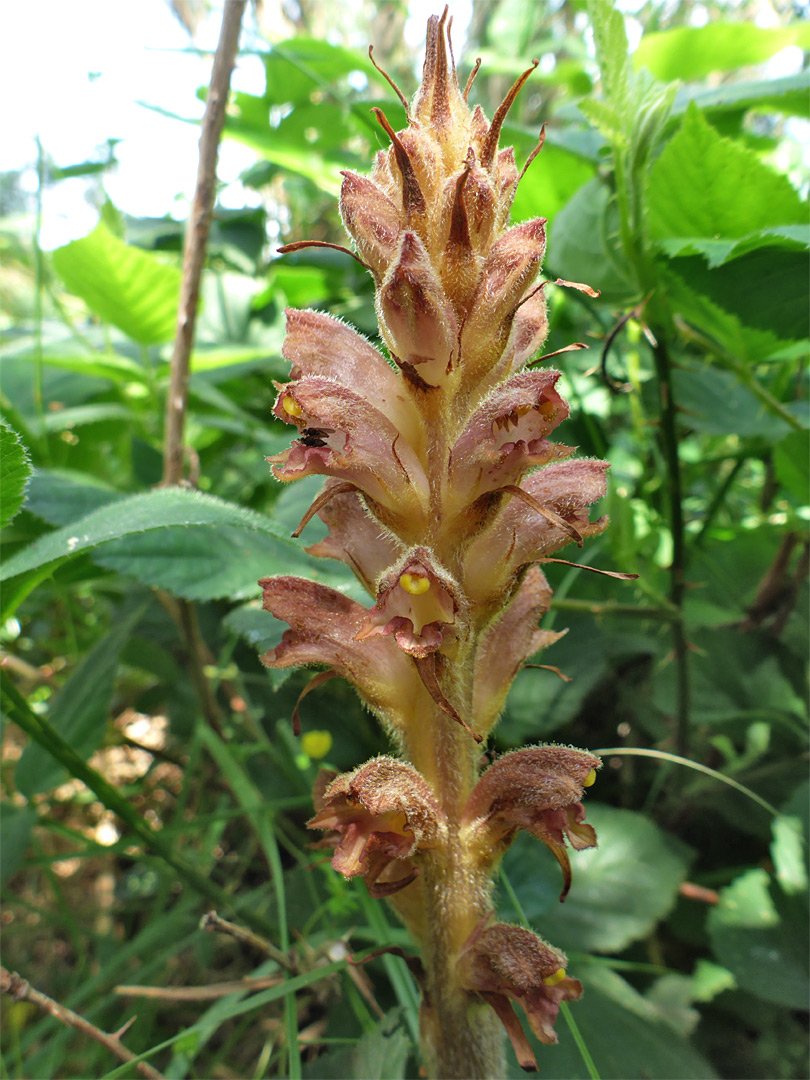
[412,7,468,135]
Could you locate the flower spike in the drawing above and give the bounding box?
[260,14,623,1075]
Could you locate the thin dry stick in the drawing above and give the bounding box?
[200,910,296,972]
[1,966,165,1080]
[116,975,283,1001]
[163,0,247,485]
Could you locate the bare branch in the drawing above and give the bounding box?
[1,966,164,1080]
[163,0,247,485]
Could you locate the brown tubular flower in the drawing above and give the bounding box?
[260,9,622,1074]
[457,919,583,1071]
[307,757,447,897]
[461,746,600,900]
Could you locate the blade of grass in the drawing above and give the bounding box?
[596,746,780,816]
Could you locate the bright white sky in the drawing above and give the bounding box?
[0,1,802,251]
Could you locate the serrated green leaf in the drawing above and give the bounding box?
[52,222,181,344]
[647,104,806,251]
[0,421,32,528]
[588,1,631,118]
[707,868,809,1009]
[15,605,144,797]
[635,22,810,83]
[501,803,692,953]
[656,224,809,268]
[0,488,294,582]
[668,248,809,343]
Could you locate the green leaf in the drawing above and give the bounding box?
[634,22,810,83]
[668,248,809,343]
[506,965,717,1079]
[671,364,793,440]
[773,430,810,501]
[707,868,809,1009]
[548,178,637,303]
[648,104,806,252]
[771,815,807,896]
[0,421,32,528]
[646,961,736,1037]
[500,803,691,953]
[656,224,809,269]
[25,469,124,526]
[588,1,631,118]
[4,483,361,602]
[15,605,144,797]
[51,222,181,344]
[656,264,793,362]
[0,804,37,885]
[92,523,308,601]
[302,1012,411,1079]
[0,488,294,582]
[674,71,810,120]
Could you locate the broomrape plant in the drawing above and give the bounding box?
[261,11,625,1076]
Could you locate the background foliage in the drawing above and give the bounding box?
[1,2,808,1078]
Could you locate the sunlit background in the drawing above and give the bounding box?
[1,0,806,251]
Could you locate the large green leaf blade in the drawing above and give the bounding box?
[51,222,181,344]
[501,803,692,953]
[0,488,294,582]
[0,421,32,528]
[647,104,806,247]
[635,22,810,82]
[707,868,809,1009]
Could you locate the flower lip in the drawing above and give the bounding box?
[457,917,583,1068]
[270,376,430,518]
[307,756,447,896]
[461,745,600,899]
[355,546,460,658]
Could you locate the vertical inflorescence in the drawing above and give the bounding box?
[260,10,612,1076]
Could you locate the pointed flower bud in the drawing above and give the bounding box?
[377,231,459,386]
[339,171,403,281]
[459,219,547,380]
[461,745,600,899]
[308,756,447,897]
[457,918,583,1070]
[472,566,565,731]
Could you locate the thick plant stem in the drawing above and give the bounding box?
[404,661,505,1079]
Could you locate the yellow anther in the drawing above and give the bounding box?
[399,572,430,595]
[282,395,303,418]
[584,768,597,787]
[543,968,567,987]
